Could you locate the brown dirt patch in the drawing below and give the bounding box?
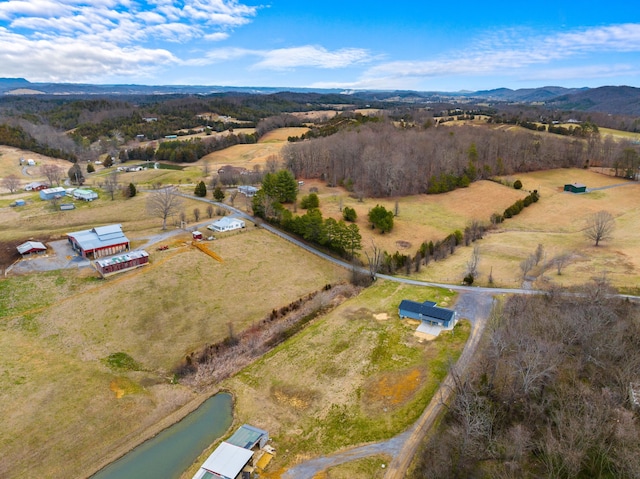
[362,367,424,411]
[271,384,320,411]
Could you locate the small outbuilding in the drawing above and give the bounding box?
[192,231,203,240]
[207,217,246,233]
[39,186,66,200]
[94,250,149,278]
[193,442,254,479]
[73,189,98,201]
[564,182,587,193]
[60,203,75,211]
[16,241,47,257]
[226,424,269,451]
[24,182,49,191]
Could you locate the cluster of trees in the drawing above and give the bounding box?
[0,123,77,162]
[501,190,539,219]
[282,122,597,198]
[414,286,640,478]
[287,112,381,142]
[153,132,258,163]
[280,209,362,258]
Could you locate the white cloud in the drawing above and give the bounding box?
[204,32,229,41]
[0,0,259,82]
[356,23,640,87]
[252,45,372,70]
[0,28,177,82]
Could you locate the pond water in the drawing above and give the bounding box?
[91,393,233,479]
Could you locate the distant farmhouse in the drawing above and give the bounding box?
[73,188,98,201]
[67,224,130,259]
[207,217,246,232]
[399,299,457,336]
[238,185,258,197]
[24,181,49,191]
[217,165,247,175]
[564,182,587,193]
[193,424,272,479]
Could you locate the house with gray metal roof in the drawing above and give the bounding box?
[67,224,130,259]
[399,299,457,331]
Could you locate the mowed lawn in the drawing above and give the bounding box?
[0,228,346,479]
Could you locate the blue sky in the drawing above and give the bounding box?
[1,0,639,91]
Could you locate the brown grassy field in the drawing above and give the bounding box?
[297,168,640,291]
[0,228,346,479]
[394,168,640,290]
[298,178,527,257]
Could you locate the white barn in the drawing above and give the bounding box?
[207,217,246,232]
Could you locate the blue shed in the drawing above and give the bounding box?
[399,299,456,328]
[39,187,66,200]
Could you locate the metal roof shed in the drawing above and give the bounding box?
[564,183,587,193]
[17,241,47,256]
[197,442,253,479]
[227,424,269,450]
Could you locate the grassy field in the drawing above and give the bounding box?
[211,281,468,478]
[3,131,640,478]
[399,168,640,290]
[0,228,346,479]
[298,178,527,257]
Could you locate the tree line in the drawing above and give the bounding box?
[413,284,640,478]
[283,120,639,198]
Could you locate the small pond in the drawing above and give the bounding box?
[91,392,233,479]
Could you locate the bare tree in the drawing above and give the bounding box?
[206,204,214,219]
[146,186,183,230]
[584,210,615,246]
[466,245,481,279]
[364,241,383,281]
[520,254,536,278]
[265,155,280,173]
[534,243,544,265]
[103,170,119,200]
[40,164,63,186]
[552,253,572,275]
[229,190,238,207]
[193,207,201,222]
[2,174,21,193]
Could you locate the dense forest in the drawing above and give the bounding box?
[1,92,639,175]
[282,121,637,197]
[412,285,640,478]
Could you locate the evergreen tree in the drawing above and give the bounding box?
[194,181,207,197]
[128,182,137,198]
[68,162,85,185]
[368,204,394,233]
[213,186,225,202]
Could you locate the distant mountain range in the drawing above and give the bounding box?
[2,78,640,115]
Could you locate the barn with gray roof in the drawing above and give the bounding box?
[67,224,130,259]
